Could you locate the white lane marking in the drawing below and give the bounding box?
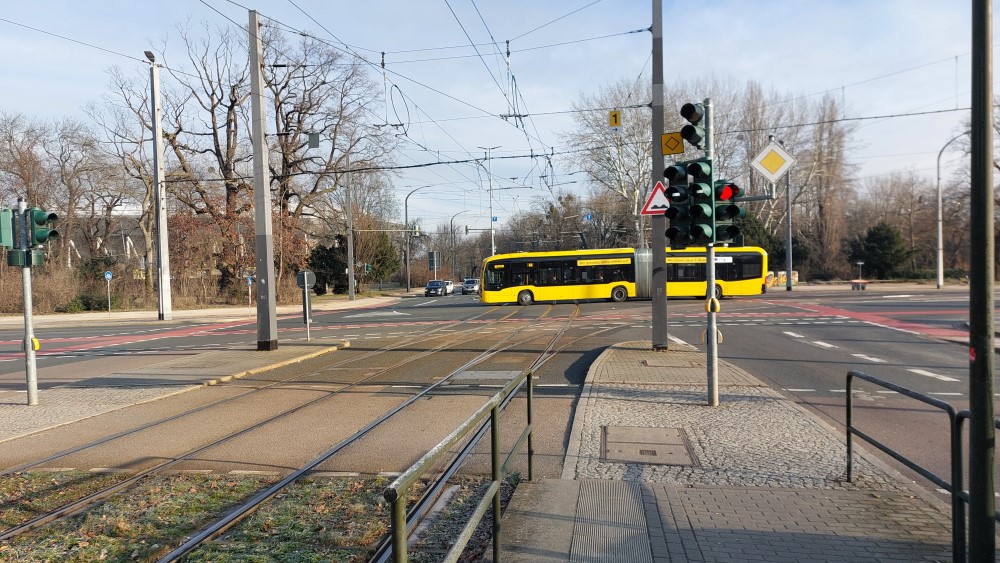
[785,388,815,392]
[783,331,804,338]
[907,368,960,382]
[876,390,899,394]
[813,341,837,348]
[851,354,886,363]
[929,392,963,396]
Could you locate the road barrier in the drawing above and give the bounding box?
[846,370,967,562]
[383,369,534,562]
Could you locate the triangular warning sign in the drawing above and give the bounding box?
[640,181,670,215]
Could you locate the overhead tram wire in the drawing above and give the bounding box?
[510,0,605,42]
[276,3,556,150]
[444,0,515,116]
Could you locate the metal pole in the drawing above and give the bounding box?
[249,10,278,351]
[491,406,502,562]
[704,98,718,407]
[148,55,173,321]
[780,139,793,291]
[650,0,668,350]
[404,196,410,293]
[936,131,966,289]
[18,199,37,406]
[968,0,995,559]
[347,159,355,301]
[480,146,500,256]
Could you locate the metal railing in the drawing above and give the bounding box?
[955,410,1000,523]
[382,369,534,563]
[846,370,964,563]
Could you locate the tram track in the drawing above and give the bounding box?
[0,304,570,556]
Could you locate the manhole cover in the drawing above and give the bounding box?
[600,426,697,466]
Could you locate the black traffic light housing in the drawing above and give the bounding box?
[664,162,692,248]
[680,102,706,149]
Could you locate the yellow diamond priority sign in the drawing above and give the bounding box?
[751,141,796,183]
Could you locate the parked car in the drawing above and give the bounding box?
[462,278,480,294]
[424,280,446,296]
[444,280,455,295]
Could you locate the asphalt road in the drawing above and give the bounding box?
[0,285,991,498]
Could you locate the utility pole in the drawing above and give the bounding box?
[480,146,500,256]
[17,199,38,406]
[347,160,355,301]
[781,139,793,291]
[145,51,172,321]
[650,0,668,350]
[248,10,278,351]
[968,0,995,559]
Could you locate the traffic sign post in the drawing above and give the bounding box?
[105,271,113,317]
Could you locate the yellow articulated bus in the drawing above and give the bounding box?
[479,246,768,306]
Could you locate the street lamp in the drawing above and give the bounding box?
[936,131,968,289]
[856,261,864,281]
[145,50,172,321]
[404,185,437,292]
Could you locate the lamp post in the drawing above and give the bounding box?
[145,50,173,321]
[936,131,968,289]
[478,146,500,256]
[856,261,864,281]
[404,185,436,292]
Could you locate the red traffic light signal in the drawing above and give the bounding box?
[714,181,740,201]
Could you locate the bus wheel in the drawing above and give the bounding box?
[517,290,534,306]
[611,286,628,302]
[714,284,723,299]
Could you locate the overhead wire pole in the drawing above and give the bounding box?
[968,0,995,559]
[650,0,668,350]
[249,10,278,351]
[479,146,500,256]
[145,51,173,321]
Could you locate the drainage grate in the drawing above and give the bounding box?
[600,426,697,466]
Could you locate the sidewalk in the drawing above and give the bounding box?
[495,341,958,562]
[0,295,401,443]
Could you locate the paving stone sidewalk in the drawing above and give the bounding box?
[496,340,961,562]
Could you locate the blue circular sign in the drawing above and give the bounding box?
[104,271,113,281]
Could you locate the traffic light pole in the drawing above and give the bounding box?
[703,99,719,407]
[17,198,38,406]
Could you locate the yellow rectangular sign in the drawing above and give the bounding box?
[661,132,684,156]
[609,110,621,128]
[665,256,706,264]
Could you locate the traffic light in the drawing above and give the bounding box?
[680,102,706,149]
[714,180,744,243]
[27,208,58,247]
[686,158,714,243]
[664,162,692,248]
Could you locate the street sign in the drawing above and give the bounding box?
[608,110,621,128]
[295,270,315,289]
[104,271,113,282]
[751,141,796,183]
[661,132,684,156]
[640,181,671,216]
[247,276,253,287]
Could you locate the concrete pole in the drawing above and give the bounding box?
[936,131,966,289]
[650,0,668,350]
[781,139,793,291]
[249,10,278,351]
[347,158,355,301]
[480,146,500,256]
[147,53,172,321]
[18,198,37,406]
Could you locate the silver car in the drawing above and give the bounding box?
[462,278,480,294]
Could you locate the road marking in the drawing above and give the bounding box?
[907,368,959,382]
[812,341,837,348]
[783,331,804,338]
[876,390,899,394]
[785,388,815,392]
[851,354,886,363]
[930,392,963,396]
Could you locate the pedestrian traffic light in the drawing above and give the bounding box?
[714,180,744,243]
[664,162,692,248]
[364,263,372,273]
[686,158,714,243]
[0,208,13,249]
[27,208,58,248]
[680,102,706,149]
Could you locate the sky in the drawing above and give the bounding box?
[0,0,983,235]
